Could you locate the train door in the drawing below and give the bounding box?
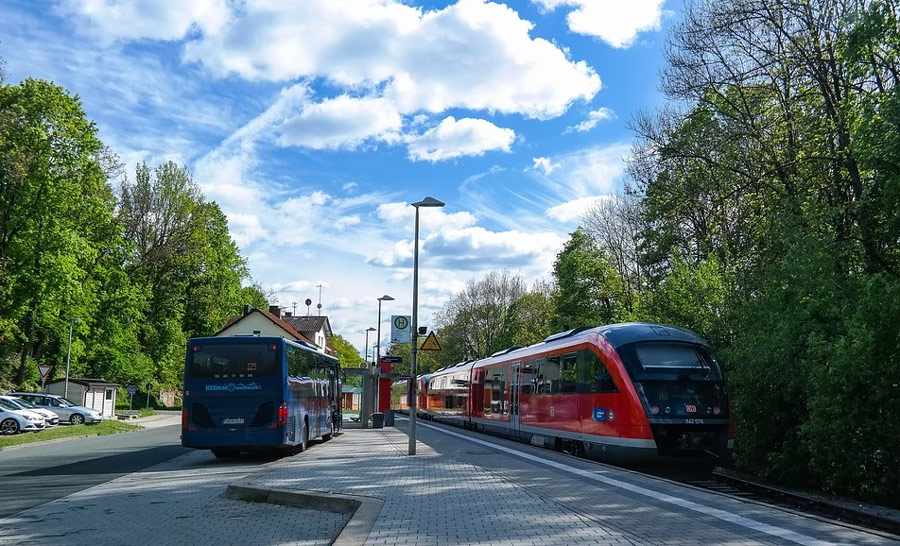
[510,361,521,434]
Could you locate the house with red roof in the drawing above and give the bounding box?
[215,306,335,356]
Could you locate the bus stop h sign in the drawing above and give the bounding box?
[391,315,411,343]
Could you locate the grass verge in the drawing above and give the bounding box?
[114,407,156,418]
[0,420,141,450]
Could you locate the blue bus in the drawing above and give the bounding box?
[182,336,342,458]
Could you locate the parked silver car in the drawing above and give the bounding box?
[0,395,59,426]
[9,392,103,425]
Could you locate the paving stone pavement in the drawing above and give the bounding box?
[3,424,896,546]
[251,426,899,546]
[253,429,642,546]
[0,450,349,546]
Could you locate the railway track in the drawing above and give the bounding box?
[680,469,900,538]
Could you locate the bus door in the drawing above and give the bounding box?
[510,361,521,434]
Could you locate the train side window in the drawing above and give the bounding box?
[577,350,618,393]
[543,356,561,394]
[559,353,578,393]
[482,371,493,413]
[497,366,508,415]
[521,362,538,394]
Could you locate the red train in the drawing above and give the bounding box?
[391,323,733,464]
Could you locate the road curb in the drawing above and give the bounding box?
[227,477,384,546]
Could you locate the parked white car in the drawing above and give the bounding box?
[0,395,59,427]
[0,398,46,434]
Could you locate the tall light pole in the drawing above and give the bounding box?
[375,295,394,367]
[64,317,80,398]
[364,327,376,363]
[409,196,444,455]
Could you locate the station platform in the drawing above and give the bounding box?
[234,418,900,546]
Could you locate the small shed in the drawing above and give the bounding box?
[46,378,120,417]
[342,386,362,410]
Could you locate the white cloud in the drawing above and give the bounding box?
[533,0,666,48]
[407,117,515,161]
[536,143,631,198]
[368,226,565,271]
[565,107,617,133]
[59,0,230,43]
[376,202,478,231]
[181,0,600,119]
[531,157,559,176]
[335,216,362,230]
[546,195,616,222]
[276,95,402,150]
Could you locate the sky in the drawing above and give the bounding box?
[0,0,677,358]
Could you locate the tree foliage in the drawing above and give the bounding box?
[552,230,628,330]
[433,270,526,364]
[0,75,262,393]
[625,0,900,505]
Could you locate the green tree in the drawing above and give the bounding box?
[240,282,270,310]
[552,230,627,330]
[505,280,555,346]
[329,334,363,369]
[433,270,526,363]
[0,78,129,386]
[118,161,249,387]
[631,0,900,505]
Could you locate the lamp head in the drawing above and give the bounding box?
[378,295,395,302]
[366,327,376,332]
[412,196,445,208]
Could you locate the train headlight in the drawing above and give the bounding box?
[650,405,660,415]
[713,406,721,415]
[664,406,671,414]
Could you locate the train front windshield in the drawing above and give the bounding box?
[619,342,728,418]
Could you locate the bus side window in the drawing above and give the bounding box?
[288,347,311,377]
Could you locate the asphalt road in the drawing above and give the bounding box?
[0,423,190,519]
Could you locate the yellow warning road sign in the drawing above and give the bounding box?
[420,331,442,351]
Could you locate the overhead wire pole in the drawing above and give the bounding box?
[409,196,444,455]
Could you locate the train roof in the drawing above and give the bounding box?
[595,322,708,349]
[416,322,709,380]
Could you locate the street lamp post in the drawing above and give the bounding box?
[375,295,394,367]
[364,327,376,363]
[409,196,444,455]
[369,295,393,426]
[64,318,79,397]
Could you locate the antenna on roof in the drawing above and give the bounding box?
[292,301,298,316]
[316,284,323,315]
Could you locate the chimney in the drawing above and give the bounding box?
[284,312,292,317]
[269,305,281,318]
[243,304,251,316]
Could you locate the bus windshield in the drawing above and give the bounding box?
[188,342,279,379]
